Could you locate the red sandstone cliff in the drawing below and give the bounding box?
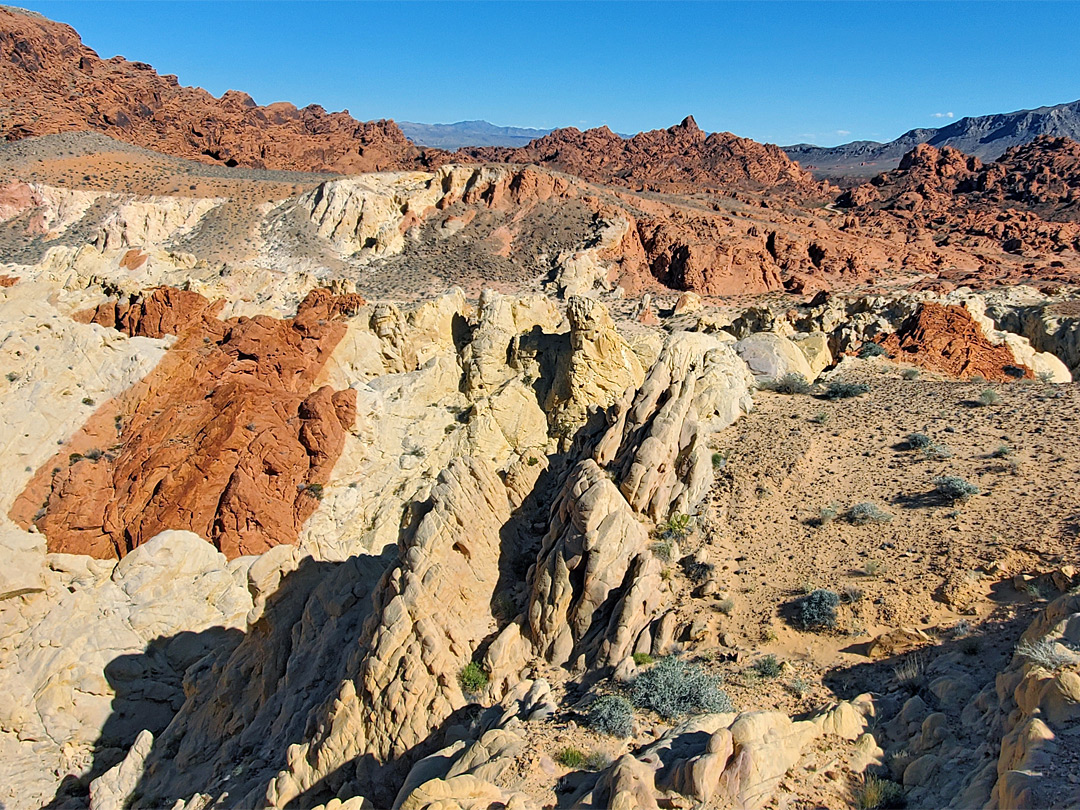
[0,6,445,173]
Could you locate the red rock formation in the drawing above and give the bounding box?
[838,139,1080,260]
[460,116,822,194]
[878,302,1032,381]
[12,287,366,559]
[0,7,445,173]
[83,286,224,338]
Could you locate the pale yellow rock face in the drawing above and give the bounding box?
[527,460,664,669]
[596,331,754,520]
[0,281,168,517]
[546,296,644,441]
[266,457,513,808]
[0,531,251,810]
[735,331,815,382]
[791,331,833,379]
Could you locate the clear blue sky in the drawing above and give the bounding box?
[15,1,1080,146]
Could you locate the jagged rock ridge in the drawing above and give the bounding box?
[0,6,445,172]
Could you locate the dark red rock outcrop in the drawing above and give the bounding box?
[0,7,446,173]
[878,302,1032,381]
[12,287,366,559]
[460,116,822,194]
[81,286,224,338]
[837,139,1080,261]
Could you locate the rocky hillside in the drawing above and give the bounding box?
[459,116,821,194]
[786,98,1080,178]
[0,6,444,173]
[3,229,1079,808]
[835,138,1080,266]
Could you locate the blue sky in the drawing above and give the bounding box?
[15,1,1080,146]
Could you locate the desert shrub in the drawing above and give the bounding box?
[922,442,953,460]
[685,559,715,584]
[992,444,1013,458]
[858,342,888,358]
[822,381,869,400]
[630,656,733,718]
[711,452,726,470]
[753,654,782,678]
[650,538,675,563]
[864,560,884,577]
[905,432,932,450]
[583,751,611,771]
[811,410,831,424]
[976,388,1001,406]
[1015,638,1075,671]
[901,368,920,380]
[853,773,906,809]
[657,513,692,541]
[934,475,980,503]
[893,652,925,692]
[764,372,811,395]
[716,597,735,615]
[458,662,489,695]
[786,677,811,698]
[303,482,324,500]
[792,589,840,630]
[847,502,892,525]
[1038,370,1056,383]
[632,652,654,666]
[556,747,587,768]
[588,695,634,738]
[82,397,95,406]
[818,503,839,526]
[83,448,103,461]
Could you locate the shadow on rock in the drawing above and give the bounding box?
[42,626,245,809]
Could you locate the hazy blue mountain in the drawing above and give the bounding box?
[784,98,1080,178]
[398,120,554,149]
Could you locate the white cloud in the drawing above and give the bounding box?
[932,112,955,119]
[835,129,851,136]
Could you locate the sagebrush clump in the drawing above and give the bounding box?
[763,372,811,395]
[588,694,634,738]
[630,655,733,718]
[858,342,888,358]
[753,654,782,678]
[847,502,892,525]
[822,381,869,400]
[906,433,932,450]
[934,475,980,503]
[1015,638,1075,671]
[792,589,840,630]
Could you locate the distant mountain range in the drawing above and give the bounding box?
[398,120,553,149]
[784,99,1080,177]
